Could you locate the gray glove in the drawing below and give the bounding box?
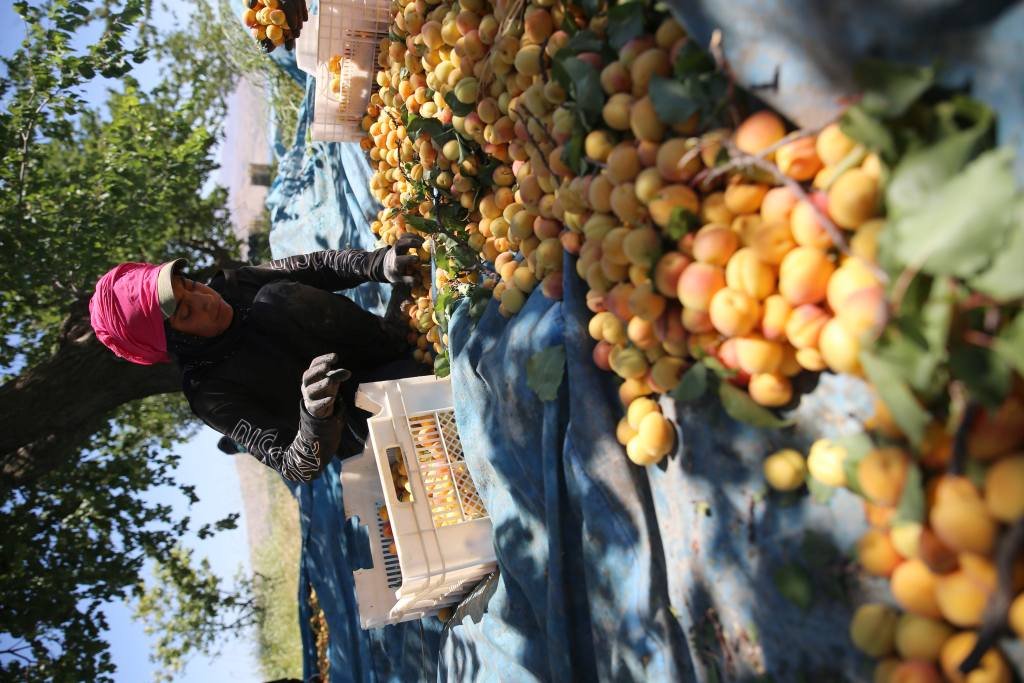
[301,353,350,418]
[383,234,425,285]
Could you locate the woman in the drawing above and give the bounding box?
[89,235,424,482]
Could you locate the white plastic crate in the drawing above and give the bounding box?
[341,375,496,628]
[311,0,391,142]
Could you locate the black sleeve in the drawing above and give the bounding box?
[255,248,391,291]
[192,390,344,483]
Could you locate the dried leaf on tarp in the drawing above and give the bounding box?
[526,345,566,402]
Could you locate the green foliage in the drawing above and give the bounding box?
[135,546,264,682]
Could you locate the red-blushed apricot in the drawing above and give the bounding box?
[760,294,792,341]
[760,186,799,224]
[778,247,834,305]
[734,110,786,155]
[708,288,761,337]
[790,194,833,249]
[776,136,823,181]
[681,307,713,334]
[592,341,613,371]
[649,184,700,228]
[692,224,739,266]
[725,247,776,300]
[784,304,830,350]
[628,281,667,321]
[748,372,792,407]
[654,252,692,298]
[677,262,725,312]
[735,335,783,375]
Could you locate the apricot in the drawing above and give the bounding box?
[654,252,691,297]
[851,218,884,263]
[858,447,910,507]
[629,48,671,98]
[731,214,763,246]
[523,7,552,42]
[723,182,769,215]
[778,344,801,377]
[630,96,665,142]
[875,658,900,683]
[626,396,660,430]
[891,559,942,621]
[917,527,960,576]
[681,308,713,333]
[807,438,847,487]
[930,476,997,555]
[734,110,786,156]
[587,175,615,213]
[819,318,862,375]
[858,528,903,576]
[700,192,734,225]
[592,340,614,371]
[936,567,993,628]
[725,248,776,300]
[607,144,642,185]
[654,138,698,182]
[828,168,879,229]
[763,448,807,491]
[895,613,953,662]
[748,373,792,407]
[776,136,822,181]
[734,335,783,375]
[654,17,685,48]
[585,129,616,163]
[940,632,1011,683]
[629,282,666,322]
[760,295,792,341]
[778,247,834,305]
[795,347,825,371]
[967,394,1024,461]
[634,167,664,204]
[890,662,943,683]
[816,123,857,166]
[790,195,833,249]
[602,92,634,131]
[891,522,923,559]
[649,356,686,393]
[1009,592,1024,639]
[983,454,1024,521]
[500,286,525,313]
[600,60,632,95]
[849,602,899,657]
[513,44,544,76]
[677,262,725,312]
[748,221,796,266]
[610,183,646,224]
[692,224,739,266]
[760,187,799,224]
[784,304,830,350]
[708,289,759,337]
[616,416,637,445]
[648,185,700,229]
[865,501,896,528]
[637,411,675,459]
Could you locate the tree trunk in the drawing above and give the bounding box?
[0,326,182,494]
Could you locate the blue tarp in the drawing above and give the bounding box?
[263,3,1024,679]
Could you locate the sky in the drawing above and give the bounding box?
[1,3,276,681]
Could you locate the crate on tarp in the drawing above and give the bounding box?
[341,375,497,628]
[309,0,390,142]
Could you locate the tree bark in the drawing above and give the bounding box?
[0,325,182,494]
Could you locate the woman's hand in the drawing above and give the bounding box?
[383,234,425,285]
[301,353,349,418]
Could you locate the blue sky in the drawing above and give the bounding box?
[0,2,275,680]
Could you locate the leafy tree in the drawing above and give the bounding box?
[0,0,277,678]
[134,546,268,682]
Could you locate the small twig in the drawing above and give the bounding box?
[960,517,1024,674]
[963,330,995,349]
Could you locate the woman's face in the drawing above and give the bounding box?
[168,275,234,337]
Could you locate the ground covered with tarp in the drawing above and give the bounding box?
[263,3,1024,680]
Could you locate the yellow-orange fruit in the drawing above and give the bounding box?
[725,248,775,300]
[616,417,638,445]
[776,136,823,181]
[700,191,733,225]
[807,438,847,487]
[851,217,884,262]
[891,558,942,618]
[930,476,997,556]
[784,304,830,350]
[891,522,923,559]
[734,110,786,155]
[1009,592,1024,639]
[816,123,857,165]
[818,318,862,375]
[619,377,653,406]
[895,613,953,661]
[692,224,739,266]
[790,197,833,249]
[984,454,1024,522]
[637,411,675,460]
[935,566,993,628]
[763,448,807,491]
[626,396,660,430]
[735,336,783,375]
[968,395,1024,460]
[874,658,901,683]
[857,528,903,576]
[649,184,700,228]
[828,168,879,229]
[723,182,769,215]
[858,447,910,507]
[677,262,725,312]
[626,434,660,466]
[760,186,799,224]
[630,96,665,142]
[778,247,834,305]
[708,288,760,337]
[748,221,796,266]
[849,602,899,657]
[940,632,1011,683]
[748,373,792,407]
[656,137,701,182]
[890,662,943,683]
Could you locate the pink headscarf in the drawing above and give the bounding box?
[89,262,171,365]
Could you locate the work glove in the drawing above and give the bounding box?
[383,234,425,286]
[301,353,351,418]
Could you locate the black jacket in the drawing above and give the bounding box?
[181,248,410,482]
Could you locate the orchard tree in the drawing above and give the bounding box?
[0,0,278,678]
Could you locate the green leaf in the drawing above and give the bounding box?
[406,115,447,140]
[673,41,715,77]
[969,198,1024,302]
[836,432,873,497]
[893,463,925,525]
[665,207,700,241]
[404,215,441,233]
[840,105,895,159]
[77,62,95,79]
[949,344,1011,410]
[859,351,930,446]
[772,563,813,611]
[717,383,792,428]
[526,345,566,402]
[434,286,455,332]
[564,29,604,54]
[580,0,601,19]
[606,2,646,50]
[884,148,1016,279]
[670,363,708,402]
[434,352,451,378]
[562,126,586,175]
[993,313,1024,378]
[648,75,701,126]
[444,91,475,117]
[885,96,994,219]
[854,59,935,118]
[806,476,834,504]
[562,58,604,127]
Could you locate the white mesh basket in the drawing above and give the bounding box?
[311,0,392,142]
[341,375,496,628]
